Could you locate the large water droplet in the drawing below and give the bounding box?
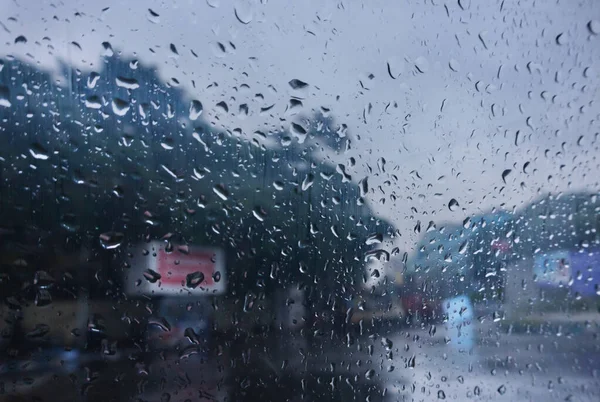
[14,35,27,45]
[414,56,429,73]
[588,20,600,35]
[85,95,102,109]
[147,8,160,23]
[148,317,171,332]
[99,232,124,249]
[115,76,140,90]
[213,184,229,200]
[0,85,11,108]
[501,169,512,183]
[186,271,205,289]
[234,1,253,24]
[448,198,459,211]
[143,269,161,283]
[29,143,49,160]
[290,122,308,143]
[111,98,130,116]
[189,100,203,120]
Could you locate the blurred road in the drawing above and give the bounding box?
[2,320,599,402]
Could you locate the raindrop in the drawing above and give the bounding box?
[364,249,390,263]
[102,41,114,57]
[213,184,229,200]
[234,1,253,24]
[115,76,140,90]
[289,79,309,89]
[366,233,383,245]
[34,271,55,288]
[14,35,27,44]
[449,59,460,72]
[252,206,267,221]
[290,122,308,143]
[301,174,314,191]
[26,324,50,338]
[148,317,171,332]
[497,385,506,395]
[588,20,600,35]
[387,58,402,79]
[85,95,102,109]
[185,271,205,289]
[189,100,203,120]
[184,327,200,344]
[111,98,130,116]
[437,390,446,399]
[448,198,459,211]
[501,169,512,183]
[147,8,160,23]
[87,72,100,88]
[364,369,375,380]
[458,0,471,10]
[170,43,179,56]
[358,177,369,197]
[0,85,11,108]
[99,232,124,250]
[29,143,49,160]
[143,269,162,283]
[414,56,429,73]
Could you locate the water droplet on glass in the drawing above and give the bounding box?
[252,206,267,221]
[497,385,507,395]
[364,369,375,380]
[359,177,369,197]
[87,72,100,88]
[502,169,512,183]
[115,76,139,90]
[290,122,308,143]
[29,143,49,160]
[449,59,460,72]
[14,35,27,44]
[147,8,160,23]
[111,98,130,116]
[189,100,203,120]
[0,85,12,107]
[588,20,600,35]
[102,41,114,57]
[85,95,102,109]
[213,184,229,200]
[289,79,309,90]
[99,232,124,250]
[301,173,314,191]
[366,233,383,245]
[437,390,446,399]
[234,1,253,24]
[414,56,429,73]
[148,317,171,332]
[448,198,459,211]
[185,271,205,289]
[143,269,161,283]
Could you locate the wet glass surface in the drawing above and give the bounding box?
[1,1,599,401]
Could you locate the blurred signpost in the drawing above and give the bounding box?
[125,241,226,296]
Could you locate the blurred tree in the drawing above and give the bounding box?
[0,56,395,335]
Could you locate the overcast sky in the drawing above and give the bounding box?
[1,0,599,253]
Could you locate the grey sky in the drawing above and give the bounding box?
[1,0,599,255]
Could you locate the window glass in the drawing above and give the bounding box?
[1,1,599,401]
